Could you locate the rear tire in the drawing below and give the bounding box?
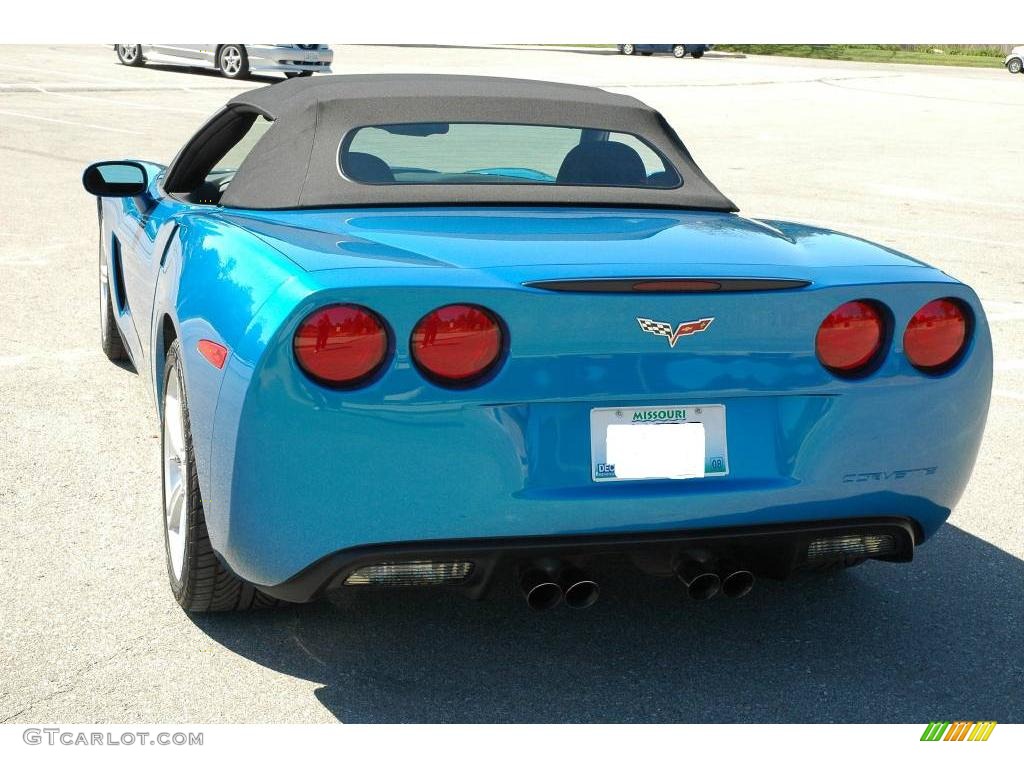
[115,44,144,67]
[162,340,279,612]
[621,44,635,56]
[217,44,249,80]
[691,50,705,59]
[98,216,128,363]
[673,45,687,58]
[1008,58,1023,74]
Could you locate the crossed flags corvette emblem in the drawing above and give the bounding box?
[636,316,714,348]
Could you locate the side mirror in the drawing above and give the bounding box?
[82,161,148,197]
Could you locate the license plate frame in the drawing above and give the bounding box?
[590,404,729,482]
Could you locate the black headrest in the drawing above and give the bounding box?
[645,170,679,188]
[343,151,395,183]
[556,141,646,186]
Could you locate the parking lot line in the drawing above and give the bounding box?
[0,59,132,84]
[0,107,144,134]
[26,85,213,114]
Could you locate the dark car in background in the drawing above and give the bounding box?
[618,44,712,59]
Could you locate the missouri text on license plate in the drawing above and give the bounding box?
[590,405,729,482]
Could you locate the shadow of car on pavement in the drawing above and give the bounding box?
[191,524,1023,723]
[116,62,279,84]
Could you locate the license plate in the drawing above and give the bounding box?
[590,405,729,482]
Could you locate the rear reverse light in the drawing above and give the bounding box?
[293,304,390,387]
[343,561,474,586]
[411,304,504,386]
[806,534,897,560]
[904,298,970,373]
[815,300,886,376]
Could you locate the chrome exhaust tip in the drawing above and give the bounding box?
[721,568,755,599]
[676,561,721,600]
[520,568,563,611]
[561,567,600,609]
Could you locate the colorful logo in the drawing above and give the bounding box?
[920,721,997,741]
[636,316,713,348]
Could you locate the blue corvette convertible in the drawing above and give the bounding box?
[82,75,991,612]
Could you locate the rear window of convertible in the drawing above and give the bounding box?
[338,122,681,189]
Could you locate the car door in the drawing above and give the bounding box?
[108,164,187,372]
[151,45,214,65]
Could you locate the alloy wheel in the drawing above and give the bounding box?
[117,44,139,63]
[220,46,242,77]
[163,372,188,581]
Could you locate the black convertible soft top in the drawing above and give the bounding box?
[201,74,736,211]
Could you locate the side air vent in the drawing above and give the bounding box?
[110,235,129,312]
[523,277,811,293]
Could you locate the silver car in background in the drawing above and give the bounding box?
[114,44,333,79]
[1006,46,1023,74]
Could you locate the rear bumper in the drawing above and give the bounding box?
[249,62,332,74]
[257,517,919,602]
[212,385,981,587]
[246,45,333,74]
[200,273,991,588]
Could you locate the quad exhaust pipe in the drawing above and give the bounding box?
[519,562,599,611]
[561,566,600,609]
[721,564,755,599]
[518,557,752,608]
[677,561,721,600]
[676,557,755,600]
[520,568,562,611]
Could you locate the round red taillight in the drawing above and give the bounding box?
[904,298,969,373]
[815,300,886,375]
[411,304,504,386]
[293,304,389,387]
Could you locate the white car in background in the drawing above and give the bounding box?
[114,44,333,80]
[1006,46,1023,74]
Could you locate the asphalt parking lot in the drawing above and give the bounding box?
[0,44,1021,723]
